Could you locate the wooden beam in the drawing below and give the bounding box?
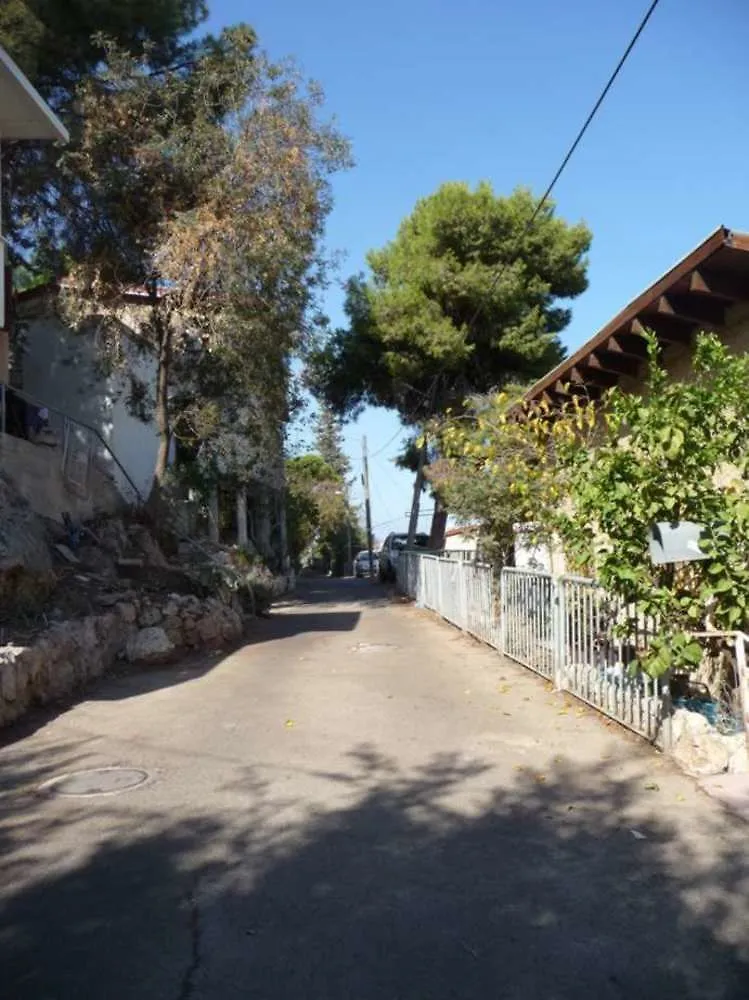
[606,333,649,359]
[570,365,619,389]
[689,268,749,302]
[554,379,601,400]
[657,293,726,329]
[584,350,640,377]
[631,316,694,345]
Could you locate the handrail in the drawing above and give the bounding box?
[0,380,145,506]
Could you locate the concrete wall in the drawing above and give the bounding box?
[19,315,161,500]
[513,524,567,575]
[0,432,122,522]
[443,531,477,552]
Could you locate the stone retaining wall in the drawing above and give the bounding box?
[0,593,244,727]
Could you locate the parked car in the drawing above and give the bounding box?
[378,532,429,582]
[354,550,379,578]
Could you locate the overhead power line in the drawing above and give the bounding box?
[465,0,662,334]
[369,426,404,459]
[400,0,662,539]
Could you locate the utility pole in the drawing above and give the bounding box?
[362,436,374,578]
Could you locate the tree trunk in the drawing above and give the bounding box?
[208,488,220,543]
[256,486,272,559]
[406,438,428,547]
[277,493,290,571]
[149,309,172,506]
[236,487,248,547]
[429,496,448,550]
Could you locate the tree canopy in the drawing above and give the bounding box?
[314,407,350,481]
[51,27,350,500]
[1,0,205,88]
[311,182,591,423]
[1,0,208,270]
[286,453,361,573]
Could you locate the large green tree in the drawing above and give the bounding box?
[0,0,204,85]
[311,182,591,421]
[1,0,207,270]
[55,29,350,500]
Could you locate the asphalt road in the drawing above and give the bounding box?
[2,577,749,999]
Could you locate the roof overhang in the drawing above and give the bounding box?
[0,44,68,142]
[525,226,749,406]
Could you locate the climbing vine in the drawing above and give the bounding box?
[433,332,749,676]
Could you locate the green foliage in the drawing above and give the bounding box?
[432,385,575,565]
[434,332,749,676]
[314,407,350,480]
[48,27,349,498]
[1,0,207,271]
[1,0,206,87]
[285,454,361,572]
[310,182,591,422]
[558,333,749,675]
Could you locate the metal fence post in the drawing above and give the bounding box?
[499,568,507,655]
[735,633,749,755]
[553,576,566,691]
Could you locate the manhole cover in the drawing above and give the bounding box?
[40,767,149,797]
[351,642,397,654]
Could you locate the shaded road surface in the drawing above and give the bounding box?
[2,578,749,998]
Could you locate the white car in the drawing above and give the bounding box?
[354,550,379,578]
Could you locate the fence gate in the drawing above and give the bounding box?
[500,568,555,679]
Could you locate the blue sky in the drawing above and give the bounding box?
[207,0,749,539]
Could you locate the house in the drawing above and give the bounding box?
[516,226,749,574]
[0,47,117,523]
[0,43,68,383]
[524,226,749,406]
[443,525,479,553]
[15,283,168,502]
[11,283,289,564]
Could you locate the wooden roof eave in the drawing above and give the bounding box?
[525,226,749,405]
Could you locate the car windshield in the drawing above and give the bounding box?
[391,534,429,550]
[356,551,373,560]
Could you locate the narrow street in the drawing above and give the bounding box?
[1,578,748,999]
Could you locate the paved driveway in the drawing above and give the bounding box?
[1,578,748,998]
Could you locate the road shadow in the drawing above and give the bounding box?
[282,575,393,609]
[0,581,370,731]
[1,747,748,998]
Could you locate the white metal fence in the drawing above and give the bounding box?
[501,568,555,679]
[556,574,668,742]
[397,553,670,743]
[398,551,500,647]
